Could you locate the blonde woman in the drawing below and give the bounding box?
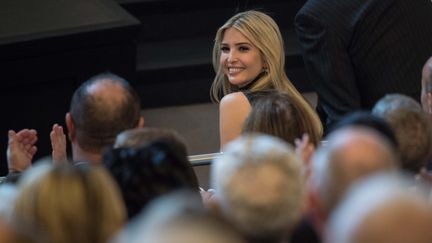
[210,10,322,149]
[12,162,126,243]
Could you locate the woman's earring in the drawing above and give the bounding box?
[263,67,269,73]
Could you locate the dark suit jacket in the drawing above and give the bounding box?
[295,0,432,131]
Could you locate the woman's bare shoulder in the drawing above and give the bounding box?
[219,92,252,149]
[220,92,249,108]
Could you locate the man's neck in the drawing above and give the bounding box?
[71,144,102,164]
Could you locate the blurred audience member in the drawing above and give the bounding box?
[372,93,432,174]
[242,90,320,167]
[103,140,200,220]
[326,173,432,243]
[242,90,321,147]
[63,72,143,164]
[242,90,320,169]
[211,134,305,243]
[114,127,188,159]
[112,189,246,243]
[0,184,28,243]
[5,72,143,183]
[327,111,398,149]
[292,112,397,243]
[12,161,126,243]
[300,126,398,242]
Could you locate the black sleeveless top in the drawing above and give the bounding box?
[242,89,277,106]
[238,72,274,105]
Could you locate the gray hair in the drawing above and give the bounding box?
[211,133,305,240]
[372,93,432,173]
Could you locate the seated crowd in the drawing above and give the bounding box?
[0,56,430,243]
[1,9,432,242]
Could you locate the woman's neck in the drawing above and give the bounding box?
[238,72,265,91]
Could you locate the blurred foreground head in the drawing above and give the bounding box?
[112,189,246,243]
[12,161,126,243]
[372,93,432,173]
[104,140,199,220]
[114,127,189,159]
[211,134,305,243]
[326,173,432,243]
[310,126,399,219]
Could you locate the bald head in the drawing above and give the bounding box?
[311,127,398,214]
[326,174,432,243]
[353,196,432,243]
[69,73,142,153]
[86,78,129,107]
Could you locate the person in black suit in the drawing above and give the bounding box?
[294,0,432,132]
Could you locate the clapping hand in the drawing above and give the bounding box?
[295,133,315,178]
[6,129,38,173]
[50,124,68,164]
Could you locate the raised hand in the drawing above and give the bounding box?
[200,188,216,207]
[294,133,315,178]
[6,129,38,173]
[50,124,68,164]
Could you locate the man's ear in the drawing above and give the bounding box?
[65,113,75,141]
[137,116,145,128]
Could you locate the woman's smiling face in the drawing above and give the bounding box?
[220,27,265,88]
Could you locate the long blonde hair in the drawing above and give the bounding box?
[210,10,323,138]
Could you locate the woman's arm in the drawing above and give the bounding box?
[219,92,251,150]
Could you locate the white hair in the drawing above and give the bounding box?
[211,133,305,239]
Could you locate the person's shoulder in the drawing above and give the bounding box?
[220,92,251,117]
[220,92,249,107]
